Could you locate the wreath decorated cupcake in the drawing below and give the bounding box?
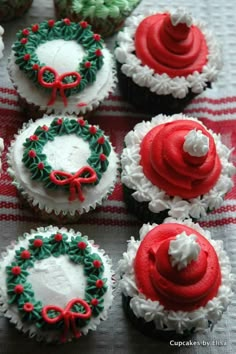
[121,113,235,223]
[7,115,118,222]
[54,0,141,37]
[0,0,33,22]
[0,225,114,343]
[8,18,116,118]
[115,8,222,115]
[118,220,234,339]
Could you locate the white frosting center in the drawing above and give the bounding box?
[28,255,86,307]
[183,129,209,157]
[170,8,193,27]
[36,39,85,74]
[168,231,201,270]
[42,134,91,173]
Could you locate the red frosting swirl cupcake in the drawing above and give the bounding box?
[134,223,221,311]
[115,8,222,114]
[140,119,222,199]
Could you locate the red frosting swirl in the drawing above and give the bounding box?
[134,224,221,311]
[134,13,208,77]
[140,120,222,199]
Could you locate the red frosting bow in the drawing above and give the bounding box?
[38,66,81,107]
[42,298,92,343]
[50,166,97,202]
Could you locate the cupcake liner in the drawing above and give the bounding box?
[123,184,169,224]
[122,294,197,341]
[117,61,209,115]
[0,0,33,22]
[0,225,115,343]
[7,116,120,223]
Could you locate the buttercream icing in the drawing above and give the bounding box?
[121,114,235,219]
[118,220,234,333]
[7,115,119,217]
[0,225,114,342]
[183,129,209,157]
[115,9,222,98]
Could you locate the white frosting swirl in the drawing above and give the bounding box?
[121,114,236,219]
[183,129,209,157]
[168,232,201,270]
[170,8,193,27]
[118,220,234,334]
[115,10,222,97]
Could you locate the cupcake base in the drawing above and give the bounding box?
[123,184,169,224]
[117,62,211,115]
[122,294,196,341]
[0,0,33,22]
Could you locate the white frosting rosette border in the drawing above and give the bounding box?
[121,114,235,220]
[118,220,234,334]
[0,225,115,342]
[114,9,222,98]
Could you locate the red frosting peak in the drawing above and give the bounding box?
[134,224,221,311]
[135,13,208,77]
[140,119,222,199]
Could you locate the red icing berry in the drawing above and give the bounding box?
[32,24,39,32]
[28,150,37,158]
[54,233,63,242]
[21,38,28,45]
[95,49,102,57]
[63,18,71,25]
[11,266,21,276]
[84,61,91,68]
[93,34,101,41]
[56,118,63,125]
[32,64,39,71]
[21,250,31,259]
[78,118,85,126]
[33,239,43,248]
[93,260,101,269]
[80,21,88,29]
[24,54,31,61]
[89,126,97,134]
[48,19,55,28]
[96,279,104,288]
[23,302,34,312]
[78,241,87,250]
[29,134,38,141]
[37,162,44,170]
[97,136,105,145]
[14,284,24,294]
[99,154,107,161]
[22,29,30,36]
[41,125,49,131]
[91,298,99,306]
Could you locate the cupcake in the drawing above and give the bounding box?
[0,137,4,174]
[121,113,235,223]
[115,8,222,115]
[0,0,33,22]
[0,25,4,59]
[8,18,116,119]
[118,220,234,338]
[54,0,141,37]
[0,225,114,343]
[7,115,118,222]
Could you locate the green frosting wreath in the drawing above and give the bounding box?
[6,230,108,342]
[12,18,104,105]
[22,117,111,202]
